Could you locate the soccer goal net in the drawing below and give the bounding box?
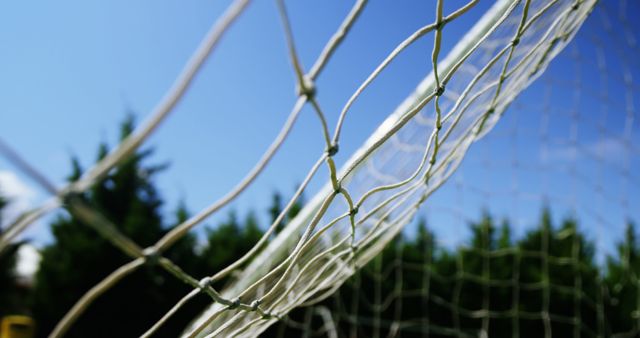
[0,0,637,337]
[264,1,640,337]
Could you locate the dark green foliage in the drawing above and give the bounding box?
[31,116,201,338]
[267,189,304,236]
[267,210,639,338]
[26,115,310,337]
[268,193,285,235]
[0,193,27,318]
[0,241,21,318]
[11,116,640,337]
[605,221,640,336]
[197,211,263,290]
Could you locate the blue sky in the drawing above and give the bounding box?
[0,0,638,260]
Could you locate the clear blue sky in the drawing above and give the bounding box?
[0,0,638,260]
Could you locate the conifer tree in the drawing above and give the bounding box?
[0,192,24,318]
[32,116,199,338]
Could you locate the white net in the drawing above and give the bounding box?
[2,0,636,337]
[268,0,640,336]
[187,0,597,336]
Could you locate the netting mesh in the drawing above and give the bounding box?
[1,0,637,337]
[268,1,640,337]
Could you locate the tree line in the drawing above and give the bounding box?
[273,213,639,337]
[0,117,638,337]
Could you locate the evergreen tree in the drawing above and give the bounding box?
[0,192,25,318]
[32,116,200,338]
[516,210,599,337]
[267,188,304,236]
[197,211,263,290]
[605,221,640,334]
[265,209,614,338]
[268,193,285,235]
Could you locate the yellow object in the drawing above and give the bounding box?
[0,316,34,338]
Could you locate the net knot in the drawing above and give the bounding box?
[434,85,445,97]
[326,143,339,157]
[512,38,520,47]
[435,20,445,31]
[572,1,580,10]
[198,277,212,289]
[296,76,316,98]
[333,184,342,196]
[227,298,241,310]
[142,246,160,266]
[250,300,261,311]
[349,207,359,216]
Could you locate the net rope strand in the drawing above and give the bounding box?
[0,0,617,337]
